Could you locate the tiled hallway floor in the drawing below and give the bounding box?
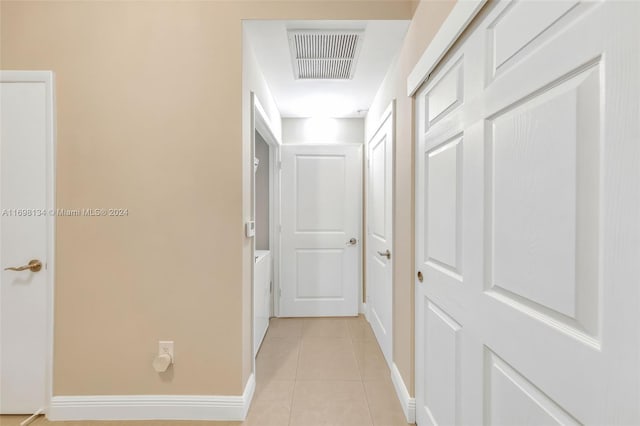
[248,316,409,426]
[1,316,411,426]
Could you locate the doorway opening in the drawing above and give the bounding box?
[251,94,281,357]
[244,18,406,382]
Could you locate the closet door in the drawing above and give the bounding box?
[1,71,54,414]
[415,2,640,424]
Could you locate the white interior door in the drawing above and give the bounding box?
[415,2,639,425]
[365,105,393,366]
[0,71,55,414]
[280,144,362,317]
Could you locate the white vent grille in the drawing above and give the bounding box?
[288,30,364,80]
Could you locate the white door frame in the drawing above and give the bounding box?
[0,70,56,415]
[250,92,281,323]
[364,101,395,365]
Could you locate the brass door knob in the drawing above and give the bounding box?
[4,259,42,272]
[417,271,423,282]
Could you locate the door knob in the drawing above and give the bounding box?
[4,259,42,272]
[377,249,391,260]
[347,238,358,246]
[417,271,423,283]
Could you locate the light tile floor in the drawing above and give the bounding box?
[0,316,411,426]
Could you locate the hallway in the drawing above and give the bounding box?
[0,317,409,426]
[250,316,407,425]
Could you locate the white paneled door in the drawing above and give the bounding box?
[365,105,394,366]
[0,72,55,414]
[415,2,639,425]
[280,144,362,317]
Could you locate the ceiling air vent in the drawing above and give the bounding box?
[288,30,364,80]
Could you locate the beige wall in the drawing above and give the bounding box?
[1,0,415,397]
[365,0,456,394]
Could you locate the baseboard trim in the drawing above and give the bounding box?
[48,374,255,421]
[242,372,256,419]
[360,302,367,316]
[391,363,415,424]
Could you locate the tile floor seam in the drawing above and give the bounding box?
[350,318,376,426]
[286,381,296,426]
[360,379,376,426]
[350,335,365,382]
[293,322,304,382]
[357,334,377,426]
[287,320,305,426]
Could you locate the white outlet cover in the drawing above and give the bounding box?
[159,341,174,361]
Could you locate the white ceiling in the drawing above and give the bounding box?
[245,20,410,118]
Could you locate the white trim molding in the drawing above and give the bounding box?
[48,374,255,422]
[254,94,282,147]
[391,363,415,424]
[360,302,367,316]
[252,92,282,321]
[407,0,486,96]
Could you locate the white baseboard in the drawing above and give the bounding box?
[48,373,255,422]
[360,302,367,316]
[391,363,415,424]
[242,372,256,419]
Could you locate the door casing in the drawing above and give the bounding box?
[250,92,281,359]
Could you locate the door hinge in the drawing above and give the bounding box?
[278,160,282,170]
[270,281,273,294]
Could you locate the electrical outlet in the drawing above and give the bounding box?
[159,341,174,361]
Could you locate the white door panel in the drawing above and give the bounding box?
[422,300,461,426]
[0,72,54,414]
[415,2,640,425]
[280,145,361,317]
[366,106,394,366]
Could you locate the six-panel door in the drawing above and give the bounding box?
[415,2,640,424]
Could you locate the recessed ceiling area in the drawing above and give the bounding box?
[245,20,410,118]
